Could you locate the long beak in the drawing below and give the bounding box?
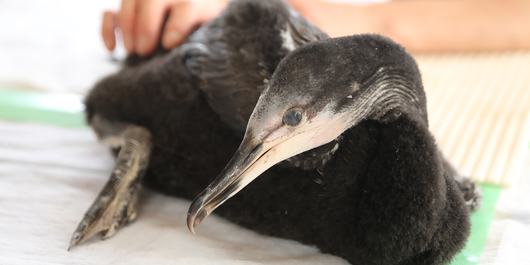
[186,127,320,233]
[186,104,353,233]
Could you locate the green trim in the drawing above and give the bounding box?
[0,88,87,128]
[450,184,502,264]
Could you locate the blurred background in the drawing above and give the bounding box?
[0,0,122,93]
[0,0,529,264]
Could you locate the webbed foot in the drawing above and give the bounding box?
[69,116,151,250]
[454,175,482,212]
[441,153,482,212]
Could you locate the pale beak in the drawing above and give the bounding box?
[186,135,262,233]
[187,125,322,233]
[186,107,350,233]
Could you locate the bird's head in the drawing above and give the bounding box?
[187,34,426,232]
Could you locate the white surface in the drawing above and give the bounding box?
[482,155,530,264]
[0,0,122,93]
[0,121,348,265]
[0,122,528,265]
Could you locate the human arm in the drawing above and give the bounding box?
[288,0,530,52]
[102,0,530,55]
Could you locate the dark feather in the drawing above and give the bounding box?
[183,0,327,133]
[82,0,478,264]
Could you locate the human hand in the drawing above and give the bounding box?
[102,0,228,56]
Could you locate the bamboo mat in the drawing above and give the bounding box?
[415,51,530,186]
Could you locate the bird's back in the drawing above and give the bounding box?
[81,2,479,264]
[183,0,327,132]
[84,0,327,198]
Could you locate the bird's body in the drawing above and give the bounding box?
[72,0,481,264]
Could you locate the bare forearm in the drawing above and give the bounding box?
[378,0,530,52]
[288,0,530,52]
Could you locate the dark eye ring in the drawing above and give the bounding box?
[283,108,302,126]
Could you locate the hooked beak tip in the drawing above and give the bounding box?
[68,232,81,251]
[187,204,210,234]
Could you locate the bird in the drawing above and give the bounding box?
[69,0,482,264]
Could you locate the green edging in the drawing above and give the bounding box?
[450,184,502,264]
[0,88,87,128]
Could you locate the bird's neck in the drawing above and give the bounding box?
[360,67,427,126]
[279,140,340,171]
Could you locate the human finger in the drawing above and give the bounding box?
[135,0,175,56]
[119,0,139,54]
[162,0,226,49]
[102,11,118,51]
[161,1,198,49]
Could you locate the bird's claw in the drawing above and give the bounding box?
[68,175,142,250]
[69,119,151,250]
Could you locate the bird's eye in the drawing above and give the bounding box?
[283,109,302,126]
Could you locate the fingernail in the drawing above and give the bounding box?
[163,30,181,48]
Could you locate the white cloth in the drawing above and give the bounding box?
[0,120,348,265]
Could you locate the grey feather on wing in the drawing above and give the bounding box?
[286,9,329,49]
[182,1,328,134]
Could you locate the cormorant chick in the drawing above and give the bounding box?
[70,0,482,264]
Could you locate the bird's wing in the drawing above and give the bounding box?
[183,0,328,133]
